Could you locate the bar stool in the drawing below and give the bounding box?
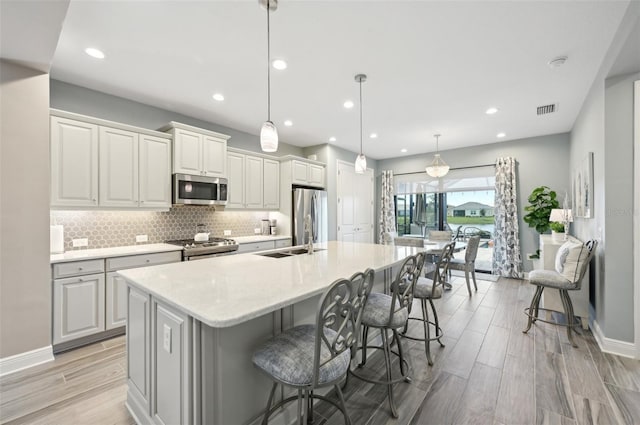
[349,252,425,418]
[252,269,375,425]
[402,241,455,365]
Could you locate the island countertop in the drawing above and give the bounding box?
[118,241,419,328]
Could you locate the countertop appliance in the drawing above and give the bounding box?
[292,188,328,246]
[165,237,238,261]
[173,173,228,207]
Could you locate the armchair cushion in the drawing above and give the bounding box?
[529,269,575,289]
[554,241,589,283]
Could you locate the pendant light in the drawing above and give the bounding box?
[354,74,367,174]
[259,0,278,152]
[425,134,450,177]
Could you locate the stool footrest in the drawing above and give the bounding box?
[523,307,582,329]
[402,317,444,342]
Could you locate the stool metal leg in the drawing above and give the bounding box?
[334,384,351,425]
[380,329,398,418]
[559,289,578,347]
[393,329,411,383]
[430,298,445,347]
[523,286,544,333]
[359,325,369,367]
[420,299,433,366]
[261,382,278,425]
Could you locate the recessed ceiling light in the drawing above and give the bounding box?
[401,148,407,153]
[329,137,337,142]
[497,132,506,138]
[485,107,499,115]
[85,47,105,59]
[369,133,378,139]
[212,93,225,101]
[343,100,354,109]
[284,120,293,127]
[548,56,568,68]
[272,59,287,70]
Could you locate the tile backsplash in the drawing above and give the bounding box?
[51,208,276,250]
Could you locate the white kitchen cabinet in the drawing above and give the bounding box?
[139,135,172,208]
[50,110,172,210]
[226,149,280,210]
[236,241,278,253]
[161,122,229,177]
[99,127,139,208]
[289,159,325,188]
[50,116,99,208]
[106,272,128,329]
[53,272,106,345]
[308,164,324,187]
[263,159,280,209]
[127,286,151,414]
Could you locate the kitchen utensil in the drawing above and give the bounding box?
[261,219,270,236]
[194,224,210,241]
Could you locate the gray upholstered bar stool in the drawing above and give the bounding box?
[252,269,374,425]
[523,239,597,347]
[402,241,455,365]
[349,252,425,418]
[448,235,481,296]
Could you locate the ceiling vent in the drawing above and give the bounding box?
[537,103,557,115]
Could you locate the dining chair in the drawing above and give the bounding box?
[428,230,452,241]
[448,235,481,296]
[252,269,374,424]
[523,239,597,347]
[350,252,425,418]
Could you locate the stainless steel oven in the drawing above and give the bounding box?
[173,174,228,206]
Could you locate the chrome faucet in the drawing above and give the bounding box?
[304,214,313,254]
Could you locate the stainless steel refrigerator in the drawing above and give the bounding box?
[292,188,328,246]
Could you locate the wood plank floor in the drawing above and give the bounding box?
[1,275,639,425]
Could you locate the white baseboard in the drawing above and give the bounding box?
[591,319,638,359]
[0,345,54,376]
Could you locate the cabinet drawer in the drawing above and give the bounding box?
[275,239,292,248]
[53,259,105,279]
[237,241,276,253]
[106,251,181,271]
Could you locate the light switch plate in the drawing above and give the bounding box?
[223,230,231,236]
[136,234,148,243]
[72,238,88,248]
[163,324,172,353]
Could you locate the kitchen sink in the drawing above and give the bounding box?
[256,248,326,258]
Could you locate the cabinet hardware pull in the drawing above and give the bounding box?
[78,267,83,270]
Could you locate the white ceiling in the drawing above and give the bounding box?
[48,1,629,160]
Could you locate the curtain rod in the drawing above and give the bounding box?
[393,163,495,176]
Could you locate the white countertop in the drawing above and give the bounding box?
[118,241,420,328]
[50,243,183,264]
[232,235,290,244]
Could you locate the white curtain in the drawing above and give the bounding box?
[492,157,522,277]
[379,170,396,244]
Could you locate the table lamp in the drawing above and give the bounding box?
[549,208,573,241]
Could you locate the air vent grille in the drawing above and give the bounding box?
[537,103,557,115]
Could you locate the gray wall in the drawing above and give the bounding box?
[378,134,571,272]
[0,61,52,358]
[50,80,304,157]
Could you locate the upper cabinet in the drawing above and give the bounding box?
[282,157,325,189]
[225,148,279,210]
[50,110,172,210]
[160,122,229,177]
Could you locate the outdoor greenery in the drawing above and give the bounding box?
[550,221,565,232]
[523,186,559,234]
[447,216,494,225]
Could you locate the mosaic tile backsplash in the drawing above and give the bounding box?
[51,208,276,251]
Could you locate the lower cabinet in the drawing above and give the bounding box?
[53,273,106,345]
[106,272,128,329]
[236,238,292,254]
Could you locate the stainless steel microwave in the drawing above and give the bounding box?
[173,174,228,206]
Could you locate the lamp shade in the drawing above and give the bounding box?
[549,208,573,223]
[425,154,450,178]
[354,153,367,174]
[260,120,278,152]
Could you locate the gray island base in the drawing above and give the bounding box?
[119,241,419,425]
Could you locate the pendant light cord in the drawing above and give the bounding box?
[359,79,363,155]
[266,0,271,122]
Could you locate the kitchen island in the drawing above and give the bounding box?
[118,241,420,425]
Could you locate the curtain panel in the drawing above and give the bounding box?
[492,157,523,277]
[379,170,396,244]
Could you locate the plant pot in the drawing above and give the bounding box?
[530,258,541,270]
[552,231,565,243]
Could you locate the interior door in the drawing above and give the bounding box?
[355,168,374,242]
[337,161,373,243]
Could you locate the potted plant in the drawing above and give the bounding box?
[523,186,559,268]
[550,221,565,243]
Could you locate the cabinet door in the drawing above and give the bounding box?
[50,116,99,207]
[308,164,325,188]
[128,286,151,411]
[139,135,171,208]
[202,135,227,177]
[263,158,280,209]
[245,156,264,208]
[291,160,309,185]
[226,152,245,208]
[106,272,128,329]
[53,273,106,345]
[173,129,202,175]
[99,127,139,207]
